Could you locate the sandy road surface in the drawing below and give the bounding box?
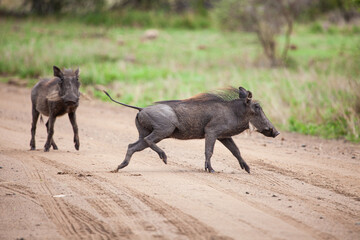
[0,82,359,240]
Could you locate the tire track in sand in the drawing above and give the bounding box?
[19,154,121,240]
[169,160,358,240]
[29,153,231,240]
[91,174,232,240]
[0,180,41,207]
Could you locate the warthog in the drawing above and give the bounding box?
[30,66,80,152]
[104,87,279,173]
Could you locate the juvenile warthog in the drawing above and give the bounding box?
[30,66,80,152]
[104,87,279,173]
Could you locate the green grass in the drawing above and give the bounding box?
[0,17,359,142]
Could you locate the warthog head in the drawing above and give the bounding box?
[53,66,80,106]
[239,87,280,138]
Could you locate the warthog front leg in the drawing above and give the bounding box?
[46,120,58,150]
[44,116,56,152]
[204,133,217,173]
[68,112,79,150]
[143,130,171,164]
[218,137,250,173]
[30,106,39,150]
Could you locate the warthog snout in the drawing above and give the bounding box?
[259,128,280,138]
[62,94,79,105]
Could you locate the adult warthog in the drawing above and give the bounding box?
[30,66,80,152]
[104,87,279,173]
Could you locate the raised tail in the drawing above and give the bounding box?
[103,90,142,111]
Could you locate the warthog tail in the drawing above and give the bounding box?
[103,90,143,111]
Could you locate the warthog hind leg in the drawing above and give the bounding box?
[114,139,149,171]
[30,106,39,150]
[143,130,173,164]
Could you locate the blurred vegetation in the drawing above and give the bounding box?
[0,0,359,142]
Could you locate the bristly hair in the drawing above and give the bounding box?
[63,68,78,76]
[184,87,240,102]
[156,87,244,105]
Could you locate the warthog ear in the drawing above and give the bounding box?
[239,87,252,104]
[246,90,252,104]
[247,90,252,99]
[74,68,80,77]
[239,87,248,98]
[53,66,63,79]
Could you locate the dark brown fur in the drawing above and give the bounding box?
[105,87,279,173]
[30,66,80,152]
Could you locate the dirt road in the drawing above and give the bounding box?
[0,82,359,240]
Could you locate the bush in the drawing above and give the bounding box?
[309,22,324,33]
[73,10,213,29]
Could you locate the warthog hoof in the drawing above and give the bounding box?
[158,152,167,164]
[44,142,51,152]
[117,161,129,170]
[74,139,79,151]
[239,161,250,174]
[205,162,215,173]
